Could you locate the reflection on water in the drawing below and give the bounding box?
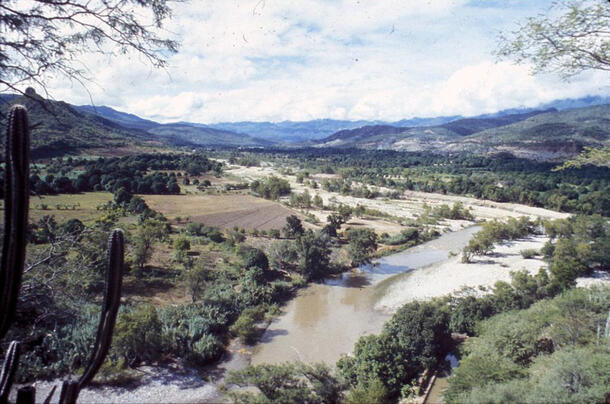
[251,226,480,365]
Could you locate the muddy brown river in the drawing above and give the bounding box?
[251,226,480,365]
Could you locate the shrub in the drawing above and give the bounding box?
[230,306,265,344]
[239,246,269,271]
[113,305,163,365]
[520,248,539,259]
[188,334,224,365]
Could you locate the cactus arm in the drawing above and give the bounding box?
[42,385,56,404]
[0,341,21,404]
[58,229,125,404]
[77,228,124,387]
[0,105,30,339]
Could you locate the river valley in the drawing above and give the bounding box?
[251,225,481,365]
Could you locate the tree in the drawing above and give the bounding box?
[114,186,132,205]
[326,213,347,237]
[239,246,269,271]
[497,0,610,78]
[283,215,304,239]
[295,230,332,280]
[0,0,178,95]
[347,228,378,266]
[498,0,610,176]
[182,258,211,302]
[173,234,191,263]
[132,219,169,271]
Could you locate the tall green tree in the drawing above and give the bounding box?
[283,215,304,239]
[347,228,378,266]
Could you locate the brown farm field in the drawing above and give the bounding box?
[142,193,299,230]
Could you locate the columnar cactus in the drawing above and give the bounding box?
[0,104,126,404]
[59,229,125,404]
[0,105,29,404]
[0,105,30,339]
[0,341,20,404]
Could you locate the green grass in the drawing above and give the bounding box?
[26,192,113,223]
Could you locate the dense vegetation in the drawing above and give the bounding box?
[4,146,608,402]
[1,153,223,197]
[446,287,610,403]
[9,199,350,382]
[224,212,610,403]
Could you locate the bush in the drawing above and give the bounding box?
[250,176,291,200]
[449,295,496,335]
[230,306,265,344]
[226,362,344,403]
[158,303,231,365]
[113,305,163,365]
[339,300,451,398]
[520,248,539,259]
[445,286,610,404]
[188,334,224,365]
[239,246,269,271]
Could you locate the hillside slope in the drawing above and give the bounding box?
[461,105,610,159]
[76,104,271,148]
[0,91,159,158]
[316,105,610,159]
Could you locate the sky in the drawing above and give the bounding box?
[46,0,610,123]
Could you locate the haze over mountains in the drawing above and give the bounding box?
[1,90,609,160]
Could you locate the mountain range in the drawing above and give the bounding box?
[315,104,610,160]
[0,90,270,158]
[1,90,608,160]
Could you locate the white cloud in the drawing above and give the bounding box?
[36,0,610,123]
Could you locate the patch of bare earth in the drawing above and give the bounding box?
[141,194,300,230]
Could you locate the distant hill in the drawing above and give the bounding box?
[75,104,272,148]
[200,96,610,143]
[204,117,461,143]
[316,109,554,148]
[203,120,386,143]
[0,90,158,158]
[75,104,160,131]
[2,91,608,159]
[316,105,610,160]
[148,123,273,147]
[0,92,270,157]
[461,105,610,159]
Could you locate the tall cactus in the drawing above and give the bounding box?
[58,229,125,404]
[0,105,126,404]
[0,105,30,339]
[0,105,29,404]
[0,341,20,404]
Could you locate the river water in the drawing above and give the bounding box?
[251,226,480,365]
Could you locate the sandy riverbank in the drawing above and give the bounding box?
[227,164,569,224]
[375,235,550,311]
